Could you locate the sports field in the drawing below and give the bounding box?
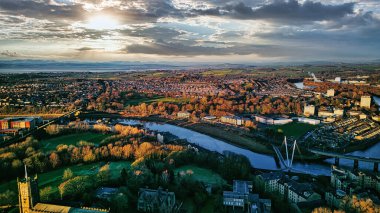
[271,122,317,138]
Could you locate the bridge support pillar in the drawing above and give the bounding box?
[335,158,340,166]
[374,163,378,173]
[354,160,359,170]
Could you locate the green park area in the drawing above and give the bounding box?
[0,161,131,197]
[270,122,317,138]
[41,132,110,152]
[174,165,226,185]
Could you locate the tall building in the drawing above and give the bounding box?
[303,105,315,117]
[360,96,371,108]
[327,89,335,97]
[18,167,40,213]
[18,166,109,213]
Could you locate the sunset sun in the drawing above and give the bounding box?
[86,14,120,30]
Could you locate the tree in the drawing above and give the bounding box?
[49,152,61,168]
[63,168,74,181]
[97,164,110,184]
[0,190,17,205]
[111,193,129,213]
[11,159,22,170]
[59,176,94,199]
[40,186,54,202]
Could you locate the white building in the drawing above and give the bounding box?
[304,105,315,116]
[298,117,320,125]
[177,111,191,119]
[327,89,335,97]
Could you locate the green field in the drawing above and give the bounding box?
[0,161,131,197]
[270,122,317,138]
[41,132,110,152]
[174,165,225,185]
[201,69,243,76]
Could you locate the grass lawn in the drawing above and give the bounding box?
[270,122,317,138]
[41,132,110,152]
[0,161,132,199]
[109,161,131,179]
[174,165,225,185]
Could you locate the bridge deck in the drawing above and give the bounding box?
[309,149,380,163]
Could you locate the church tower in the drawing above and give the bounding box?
[17,166,40,213]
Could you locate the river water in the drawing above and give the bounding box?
[120,120,380,176]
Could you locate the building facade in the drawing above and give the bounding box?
[304,105,315,117]
[327,89,335,97]
[360,96,371,108]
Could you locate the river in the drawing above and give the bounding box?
[120,120,380,176]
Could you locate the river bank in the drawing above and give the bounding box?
[126,115,323,161]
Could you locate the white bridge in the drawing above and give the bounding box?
[272,137,298,169]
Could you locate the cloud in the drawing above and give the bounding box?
[0,0,86,21]
[76,47,105,51]
[1,50,18,57]
[123,40,283,56]
[192,0,355,23]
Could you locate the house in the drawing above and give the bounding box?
[327,89,335,97]
[278,178,321,203]
[333,108,344,117]
[304,105,315,117]
[137,187,176,213]
[177,111,190,119]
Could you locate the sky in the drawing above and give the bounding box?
[0,0,379,63]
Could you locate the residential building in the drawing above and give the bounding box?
[137,187,176,213]
[255,172,283,193]
[359,113,368,119]
[360,96,371,108]
[326,166,380,209]
[221,115,244,126]
[0,117,40,130]
[304,105,315,116]
[327,89,335,97]
[277,178,321,203]
[325,189,347,208]
[177,111,190,119]
[0,118,11,130]
[318,110,334,117]
[334,108,344,117]
[372,115,380,122]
